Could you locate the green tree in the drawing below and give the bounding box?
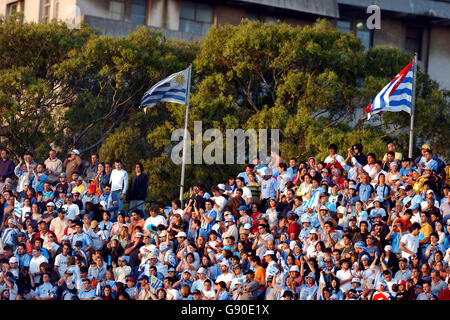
[0,14,93,159]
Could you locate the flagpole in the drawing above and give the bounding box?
[179,64,192,208]
[408,53,417,159]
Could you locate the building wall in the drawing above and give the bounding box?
[215,5,246,26]
[428,26,450,90]
[76,0,110,19]
[166,0,179,30]
[148,0,164,28]
[372,18,404,49]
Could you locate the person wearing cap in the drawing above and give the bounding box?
[63,150,82,183]
[259,168,279,212]
[215,261,233,290]
[62,192,80,221]
[190,267,208,293]
[371,281,391,300]
[235,268,259,300]
[386,160,400,184]
[88,219,107,251]
[299,273,318,300]
[221,215,239,245]
[299,215,312,242]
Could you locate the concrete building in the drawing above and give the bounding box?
[0,0,449,88]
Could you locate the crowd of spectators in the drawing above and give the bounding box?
[0,142,449,300]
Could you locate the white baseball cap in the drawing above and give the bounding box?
[289,265,300,272]
[175,232,187,238]
[70,149,80,155]
[263,250,275,257]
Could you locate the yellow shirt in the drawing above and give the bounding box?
[420,223,433,240]
[72,184,87,195]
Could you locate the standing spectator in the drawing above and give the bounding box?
[127,163,148,213]
[63,150,82,183]
[44,150,63,185]
[83,153,99,182]
[399,223,421,260]
[109,159,128,221]
[0,149,14,184]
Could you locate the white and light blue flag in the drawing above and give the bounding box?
[366,61,413,120]
[140,67,190,109]
[304,192,319,209]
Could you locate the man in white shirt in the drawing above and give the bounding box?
[109,159,128,221]
[324,144,347,170]
[399,223,421,259]
[277,162,292,194]
[144,207,167,231]
[211,186,227,222]
[215,261,234,289]
[49,208,68,242]
[363,153,377,178]
[232,177,252,206]
[30,247,48,283]
[54,243,71,278]
[62,193,80,221]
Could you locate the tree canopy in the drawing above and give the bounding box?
[0,16,448,203]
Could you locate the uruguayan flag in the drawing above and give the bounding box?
[140,67,190,109]
[149,275,163,292]
[365,61,413,120]
[14,199,22,218]
[304,192,319,209]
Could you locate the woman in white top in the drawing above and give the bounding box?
[297,174,312,200]
[265,198,279,230]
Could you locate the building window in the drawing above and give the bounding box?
[264,15,279,24]
[355,20,371,50]
[337,19,372,50]
[405,26,422,60]
[6,1,20,18]
[54,0,59,19]
[336,20,351,33]
[243,12,259,21]
[131,0,147,25]
[179,1,213,35]
[42,0,51,23]
[110,0,125,20]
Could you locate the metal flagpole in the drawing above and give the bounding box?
[179,64,192,208]
[408,53,417,159]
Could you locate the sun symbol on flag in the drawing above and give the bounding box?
[175,74,185,86]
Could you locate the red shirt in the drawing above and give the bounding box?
[287,221,301,240]
[438,288,450,300]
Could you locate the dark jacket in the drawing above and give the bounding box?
[127,173,149,201]
[0,158,14,180]
[352,143,368,166]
